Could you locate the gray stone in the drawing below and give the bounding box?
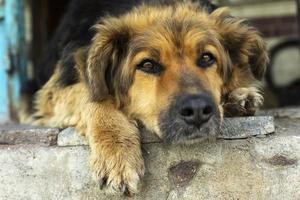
[0,116,274,147]
[0,114,298,200]
[0,124,59,146]
[218,116,275,139]
[57,116,275,146]
[258,108,300,119]
[0,120,299,200]
[57,127,88,147]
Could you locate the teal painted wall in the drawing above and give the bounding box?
[0,1,10,122]
[0,0,27,122]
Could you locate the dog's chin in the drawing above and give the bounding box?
[160,116,220,144]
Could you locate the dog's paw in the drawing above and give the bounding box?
[90,149,145,196]
[223,87,263,117]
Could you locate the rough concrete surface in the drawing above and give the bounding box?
[0,125,59,146]
[0,113,299,200]
[58,127,88,147]
[258,108,300,119]
[219,116,274,139]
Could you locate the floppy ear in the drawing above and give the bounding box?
[86,18,132,102]
[211,8,269,80]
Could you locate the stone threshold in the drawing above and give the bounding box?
[0,116,275,147]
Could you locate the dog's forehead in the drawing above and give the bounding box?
[129,19,218,57]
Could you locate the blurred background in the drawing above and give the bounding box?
[0,0,299,122]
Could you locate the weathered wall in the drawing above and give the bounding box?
[0,111,299,200]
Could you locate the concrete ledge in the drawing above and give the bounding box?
[59,116,275,146]
[0,117,275,147]
[0,125,59,146]
[0,114,300,200]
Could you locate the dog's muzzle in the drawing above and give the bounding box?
[159,93,219,143]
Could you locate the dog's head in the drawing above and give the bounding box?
[82,2,268,143]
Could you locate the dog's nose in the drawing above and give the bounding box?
[177,94,216,127]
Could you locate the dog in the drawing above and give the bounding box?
[20,0,268,195]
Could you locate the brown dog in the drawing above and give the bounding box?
[21,1,268,195]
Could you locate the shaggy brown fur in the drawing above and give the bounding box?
[21,1,268,195]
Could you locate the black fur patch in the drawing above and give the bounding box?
[58,55,78,87]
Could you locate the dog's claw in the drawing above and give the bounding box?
[123,185,131,197]
[120,182,127,193]
[119,182,132,197]
[99,177,107,190]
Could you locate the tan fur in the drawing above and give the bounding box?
[21,2,268,195]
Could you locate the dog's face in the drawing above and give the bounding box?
[126,19,227,142]
[84,3,268,142]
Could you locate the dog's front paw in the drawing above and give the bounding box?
[90,148,145,196]
[223,87,263,117]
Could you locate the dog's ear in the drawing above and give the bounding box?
[211,8,269,80]
[86,18,132,102]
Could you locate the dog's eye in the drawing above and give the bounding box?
[137,59,163,75]
[197,53,216,68]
